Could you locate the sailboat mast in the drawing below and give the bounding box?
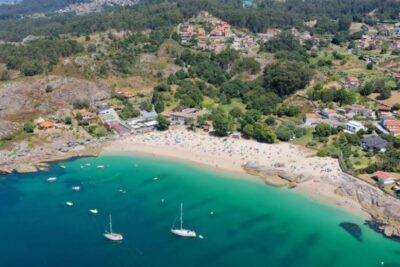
[180,203,183,230]
[109,214,113,233]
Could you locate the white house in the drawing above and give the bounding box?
[344,120,366,134]
[373,171,395,185]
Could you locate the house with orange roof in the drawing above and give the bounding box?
[122,91,134,98]
[343,76,360,88]
[303,113,322,127]
[382,120,400,136]
[373,171,395,185]
[38,120,54,129]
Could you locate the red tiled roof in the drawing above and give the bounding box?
[305,113,321,119]
[385,120,400,127]
[373,171,393,180]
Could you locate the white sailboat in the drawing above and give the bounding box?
[171,203,196,238]
[104,215,123,241]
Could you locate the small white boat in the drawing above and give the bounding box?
[89,209,98,214]
[153,177,159,181]
[72,186,81,191]
[97,165,105,169]
[119,189,126,194]
[85,163,91,166]
[171,203,196,238]
[198,235,204,239]
[104,215,123,241]
[60,165,66,169]
[47,177,57,183]
[65,201,74,207]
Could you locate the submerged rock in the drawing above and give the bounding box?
[339,222,362,242]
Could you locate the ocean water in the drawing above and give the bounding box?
[0,154,399,267]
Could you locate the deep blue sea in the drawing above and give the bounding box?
[0,154,399,267]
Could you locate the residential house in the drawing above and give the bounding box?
[169,108,210,125]
[320,108,337,119]
[373,171,395,185]
[382,120,400,136]
[303,113,322,127]
[359,136,388,153]
[197,27,206,35]
[344,120,366,134]
[345,104,374,119]
[343,76,360,88]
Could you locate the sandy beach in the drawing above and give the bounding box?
[103,126,370,218]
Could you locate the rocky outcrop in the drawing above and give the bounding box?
[243,162,314,186]
[0,75,110,119]
[335,174,400,238]
[245,162,400,239]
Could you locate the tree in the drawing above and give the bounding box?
[73,98,90,109]
[212,111,234,136]
[253,122,276,143]
[64,116,72,125]
[23,121,35,133]
[314,123,332,138]
[0,69,10,81]
[229,107,243,118]
[140,100,153,112]
[263,60,312,96]
[242,124,254,137]
[156,115,170,131]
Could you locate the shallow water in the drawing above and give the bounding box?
[0,155,398,267]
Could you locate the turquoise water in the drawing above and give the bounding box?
[0,155,399,267]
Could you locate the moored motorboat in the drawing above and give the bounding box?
[72,186,81,191]
[65,201,74,207]
[89,209,98,214]
[47,177,57,183]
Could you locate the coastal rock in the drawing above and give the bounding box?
[14,163,38,173]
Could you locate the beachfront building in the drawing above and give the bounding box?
[373,171,395,185]
[344,120,366,134]
[359,136,388,153]
[126,109,158,133]
[169,108,210,125]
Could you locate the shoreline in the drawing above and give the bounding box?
[102,128,371,219]
[3,126,400,237]
[103,145,370,219]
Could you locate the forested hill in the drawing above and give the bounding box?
[0,0,88,19]
[0,0,399,41]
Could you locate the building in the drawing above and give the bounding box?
[169,108,210,125]
[381,120,400,136]
[344,120,366,134]
[303,113,322,127]
[126,109,158,133]
[373,171,395,185]
[359,136,388,153]
[345,104,374,119]
[320,108,337,119]
[82,112,97,121]
[343,76,360,88]
[38,120,54,129]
